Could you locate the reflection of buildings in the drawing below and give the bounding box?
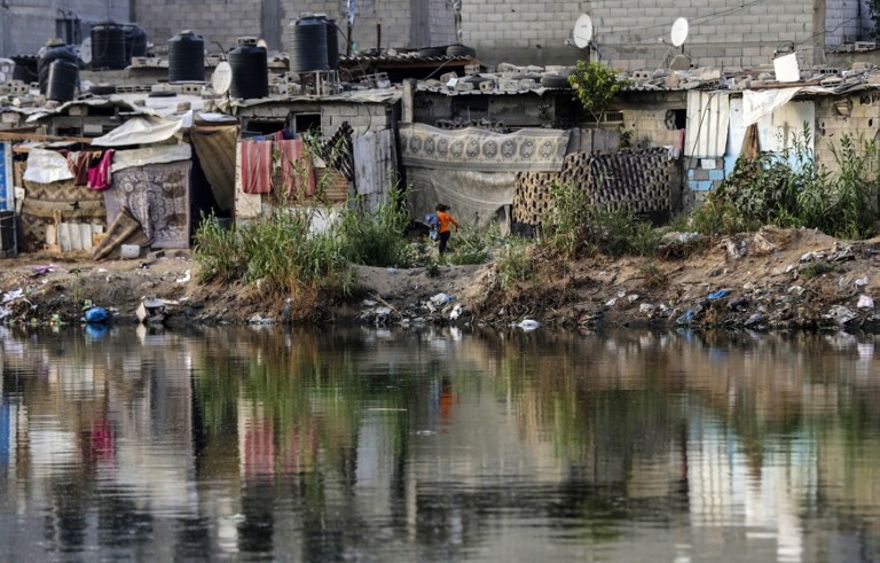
[1,327,880,559]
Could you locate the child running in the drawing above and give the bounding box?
[435,204,459,255]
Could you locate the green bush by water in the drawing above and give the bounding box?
[195,210,351,297]
[543,182,660,259]
[337,184,413,268]
[691,131,879,240]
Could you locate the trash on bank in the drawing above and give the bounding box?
[430,293,454,308]
[707,289,731,300]
[676,309,697,325]
[84,307,110,324]
[517,319,540,331]
[136,298,167,325]
[2,288,24,304]
[858,294,875,310]
[826,305,858,327]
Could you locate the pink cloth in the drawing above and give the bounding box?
[277,139,317,199]
[87,149,115,191]
[241,140,273,194]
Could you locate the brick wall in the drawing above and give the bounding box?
[1,0,130,56]
[460,0,871,69]
[133,0,453,54]
[825,0,862,46]
[135,0,262,53]
[459,0,583,66]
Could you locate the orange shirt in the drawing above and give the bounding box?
[436,211,459,234]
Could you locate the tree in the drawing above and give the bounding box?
[567,61,626,124]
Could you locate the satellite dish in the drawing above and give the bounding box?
[257,38,268,50]
[79,37,92,65]
[573,14,593,49]
[671,17,689,47]
[212,61,232,94]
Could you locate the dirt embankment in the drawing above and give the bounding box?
[3,227,880,332]
[474,227,880,332]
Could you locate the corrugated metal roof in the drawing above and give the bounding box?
[341,53,473,65]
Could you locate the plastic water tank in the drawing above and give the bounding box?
[123,24,148,60]
[324,17,339,70]
[46,59,78,102]
[229,37,268,99]
[289,16,329,73]
[91,21,127,70]
[37,40,77,94]
[168,30,206,82]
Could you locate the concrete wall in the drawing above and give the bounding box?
[459,0,863,70]
[134,0,455,54]
[815,92,880,173]
[826,0,863,46]
[0,0,131,56]
[616,91,687,149]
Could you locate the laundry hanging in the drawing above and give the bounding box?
[87,150,115,191]
[240,140,273,195]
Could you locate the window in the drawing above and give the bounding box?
[294,113,321,135]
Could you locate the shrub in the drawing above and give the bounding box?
[568,61,627,123]
[691,131,879,240]
[194,214,244,283]
[497,241,535,290]
[337,184,413,267]
[543,182,660,259]
[444,225,502,266]
[195,209,352,298]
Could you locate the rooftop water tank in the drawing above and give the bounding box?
[289,16,329,73]
[229,37,268,99]
[168,30,205,82]
[91,21,127,70]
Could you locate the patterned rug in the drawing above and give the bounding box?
[19,179,106,251]
[104,161,191,249]
[399,124,570,172]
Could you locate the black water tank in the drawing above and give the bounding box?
[168,30,205,82]
[91,21,127,70]
[324,17,339,70]
[229,37,268,99]
[47,59,78,102]
[289,16,329,73]
[123,24,147,60]
[37,40,77,94]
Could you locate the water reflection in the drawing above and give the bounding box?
[2,326,880,560]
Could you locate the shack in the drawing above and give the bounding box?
[229,90,402,227]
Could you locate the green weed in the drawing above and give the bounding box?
[337,183,413,268]
[543,182,660,259]
[497,241,535,290]
[800,260,843,280]
[691,130,878,240]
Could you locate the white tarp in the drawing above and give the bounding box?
[742,88,801,127]
[111,143,192,173]
[91,115,185,147]
[23,148,74,183]
[685,91,730,158]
